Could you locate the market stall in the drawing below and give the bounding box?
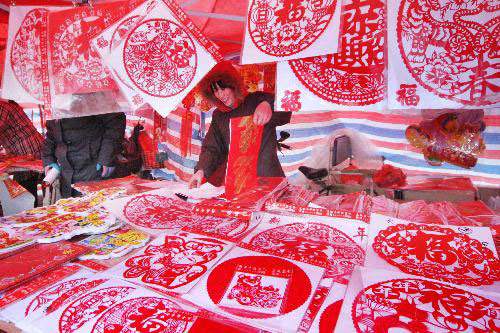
[0,0,498,332]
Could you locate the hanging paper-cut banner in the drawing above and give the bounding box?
[366,214,500,292]
[91,0,155,112]
[104,0,223,117]
[387,0,500,109]
[241,0,342,64]
[1,6,67,104]
[334,266,500,333]
[275,0,386,111]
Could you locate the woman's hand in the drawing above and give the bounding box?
[253,101,272,126]
[188,170,204,188]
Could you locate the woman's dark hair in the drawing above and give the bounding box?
[199,61,246,107]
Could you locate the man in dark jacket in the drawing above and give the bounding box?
[42,112,126,197]
[188,62,291,188]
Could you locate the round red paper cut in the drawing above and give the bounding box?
[123,19,197,97]
[11,9,48,101]
[248,222,365,283]
[207,255,311,319]
[92,297,185,333]
[123,195,194,229]
[352,278,500,333]
[397,0,499,105]
[59,286,135,333]
[319,300,342,333]
[288,0,385,106]
[247,0,337,57]
[373,223,500,286]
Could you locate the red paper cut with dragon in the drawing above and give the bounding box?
[288,0,385,105]
[373,223,500,286]
[247,0,337,57]
[352,278,499,333]
[397,0,499,105]
[123,234,225,290]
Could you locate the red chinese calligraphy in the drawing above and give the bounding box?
[289,0,385,105]
[373,223,500,286]
[396,84,420,106]
[92,297,188,333]
[281,90,302,111]
[353,278,499,333]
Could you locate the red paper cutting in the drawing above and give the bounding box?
[289,0,385,105]
[225,116,264,199]
[182,216,251,242]
[298,285,330,332]
[92,297,187,333]
[373,223,500,286]
[245,222,365,283]
[0,242,88,292]
[123,18,197,97]
[318,300,342,333]
[247,0,337,57]
[11,8,48,101]
[123,234,226,290]
[58,286,135,333]
[352,278,499,333]
[207,255,311,319]
[0,265,79,309]
[123,194,194,229]
[48,4,121,95]
[397,0,498,105]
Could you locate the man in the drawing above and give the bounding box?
[0,99,45,196]
[42,112,126,197]
[188,62,291,188]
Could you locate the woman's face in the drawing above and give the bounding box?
[214,87,236,108]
